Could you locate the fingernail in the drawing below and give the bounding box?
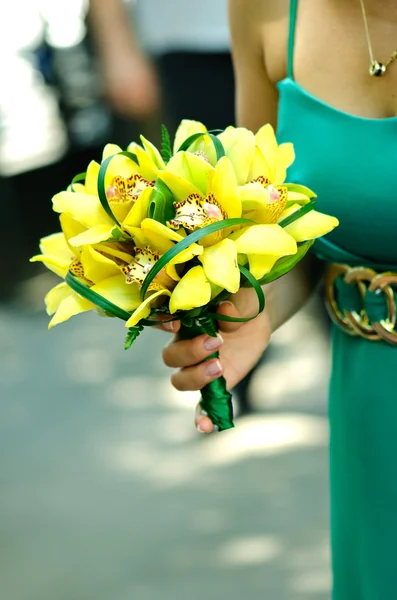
[162,321,174,332]
[197,424,206,434]
[203,333,224,351]
[205,360,223,378]
[219,301,234,309]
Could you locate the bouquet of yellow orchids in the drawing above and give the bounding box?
[31,120,338,431]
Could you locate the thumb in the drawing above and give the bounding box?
[216,300,246,334]
[216,286,262,333]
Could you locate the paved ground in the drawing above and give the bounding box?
[0,274,332,600]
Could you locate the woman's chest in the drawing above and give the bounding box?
[262,0,397,119]
[277,95,397,264]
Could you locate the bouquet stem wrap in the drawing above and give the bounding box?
[179,316,234,432]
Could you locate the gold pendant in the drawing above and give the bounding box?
[369,61,386,76]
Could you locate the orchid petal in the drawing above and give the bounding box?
[122,187,153,229]
[248,255,279,280]
[125,289,172,328]
[200,239,240,293]
[169,266,211,313]
[157,171,203,203]
[39,232,73,262]
[103,143,123,160]
[141,218,185,242]
[173,119,207,155]
[80,246,120,284]
[140,135,166,169]
[274,143,295,184]
[105,153,140,184]
[207,156,241,218]
[248,146,273,181]
[232,224,297,256]
[164,152,214,195]
[85,160,100,196]
[48,291,93,329]
[255,124,278,178]
[45,282,71,315]
[52,192,113,228]
[68,225,115,247]
[60,214,87,245]
[239,183,271,210]
[133,145,158,181]
[218,127,255,185]
[281,206,339,242]
[92,274,142,311]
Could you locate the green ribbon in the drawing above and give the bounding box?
[178,317,234,432]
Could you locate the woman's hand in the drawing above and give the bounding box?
[161,287,272,434]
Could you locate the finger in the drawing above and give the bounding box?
[171,359,223,392]
[195,404,215,434]
[162,333,224,368]
[154,317,181,334]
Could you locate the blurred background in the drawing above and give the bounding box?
[0,1,332,598]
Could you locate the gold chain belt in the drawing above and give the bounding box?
[324,264,397,345]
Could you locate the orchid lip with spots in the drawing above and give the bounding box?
[31,120,338,430]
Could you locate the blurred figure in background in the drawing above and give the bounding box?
[0,0,113,297]
[89,0,235,138]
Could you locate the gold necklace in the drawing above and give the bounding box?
[359,0,397,76]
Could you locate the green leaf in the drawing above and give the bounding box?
[148,179,176,225]
[204,265,265,325]
[124,326,143,350]
[97,150,139,227]
[177,132,226,162]
[161,124,173,164]
[140,217,255,300]
[239,265,265,313]
[279,198,316,228]
[71,172,86,192]
[107,227,132,243]
[258,240,314,285]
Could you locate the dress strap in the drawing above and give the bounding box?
[287,0,298,79]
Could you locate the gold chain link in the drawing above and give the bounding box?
[325,264,397,346]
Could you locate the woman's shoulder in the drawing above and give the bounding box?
[228,0,289,23]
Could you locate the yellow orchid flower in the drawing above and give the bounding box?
[173,120,208,154]
[54,140,161,248]
[30,232,142,328]
[123,219,241,324]
[119,222,191,327]
[171,122,302,229]
[172,120,218,165]
[239,179,289,225]
[279,204,339,242]
[158,154,241,246]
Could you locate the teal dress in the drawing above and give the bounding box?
[277,1,397,597]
